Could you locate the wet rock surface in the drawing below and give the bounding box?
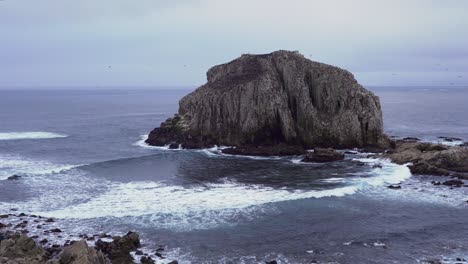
[6,175,21,181]
[0,213,179,264]
[59,240,109,264]
[95,232,141,264]
[385,140,468,179]
[146,50,389,153]
[0,232,47,264]
[301,148,344,163]
[221,144,305,156]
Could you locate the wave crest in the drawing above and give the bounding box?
[0,132,68,141]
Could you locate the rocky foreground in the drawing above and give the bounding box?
[146,50,389,155]
[0,213,178,264]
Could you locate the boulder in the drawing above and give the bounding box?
[0,232,47,264]
[146,50,389,154]
[7,175,21,180]
[442,179,464,186]
[408,162,450,176]
[301,148,344,163]
[95,231,140,264]
[59,240,109,264]
[141,256,155,264]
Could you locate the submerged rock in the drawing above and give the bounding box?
[146,50,388,154]
[301,148,344,163]
[7,175,21,180]
[402,137,420,142]
[141,256,155,264]
[438,136,462,142]
[442,179,464,186]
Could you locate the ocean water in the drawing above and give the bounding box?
[0,87,467,263]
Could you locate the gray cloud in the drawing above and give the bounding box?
[0,0,467,87]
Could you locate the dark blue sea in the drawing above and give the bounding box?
[0,87,467,263]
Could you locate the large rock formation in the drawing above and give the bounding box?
[146,50,388,154]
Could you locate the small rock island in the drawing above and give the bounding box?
[146,50,389,155]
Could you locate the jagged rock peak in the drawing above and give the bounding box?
[146,50,388,153]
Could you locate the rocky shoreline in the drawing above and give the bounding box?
[0,213,179,264]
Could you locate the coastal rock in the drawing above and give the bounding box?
[146,50,388,154]
[221,144,305,156]
[0,232,47,264]
[402,137,420,142]
[140,256,155,264]
[386,141,468,178]
[95,231,140,264]
[301,148,344,163]
[442,179,464,186]
[438,136,462,142]
[7,175,21,180]
[59,240,109,264]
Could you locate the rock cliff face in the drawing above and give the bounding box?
[146,50,388,152]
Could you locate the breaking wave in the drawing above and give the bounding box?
[0,132,68,141]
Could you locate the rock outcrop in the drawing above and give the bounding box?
[301,148,345,163]
[59,240,109,264]
[385,140,468,178]
[0,232,47,264]
[146,50,388,154]
[95,231,140,264]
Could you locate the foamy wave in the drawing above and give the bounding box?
[0,154,80,180]
[431,139,465,146]
[133,135,183,150]
[351,157,412,186]
[0,132,68,140]
[135,135,284,160]
[35,180,357,229]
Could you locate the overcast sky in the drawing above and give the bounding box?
[1,0,467,88]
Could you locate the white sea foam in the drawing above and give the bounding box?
[135,134,283,160]
[24,156,414,231]
[0,132,68,140]
[34,180,357,230]
[0,154,80,180]
[133,135,180,150]
[350,157,412,187]
[321,177,345,183]
[430,139,465,146]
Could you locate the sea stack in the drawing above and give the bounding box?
[146,50,389,154]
